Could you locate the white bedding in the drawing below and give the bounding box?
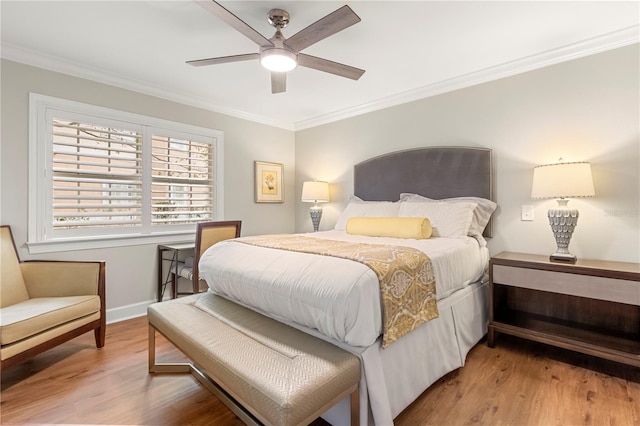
[199,230,488,347]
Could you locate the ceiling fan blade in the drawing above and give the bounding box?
[298,54,365,80]
[284,5,360,53]
[187,53,259,67]
[271,72,286,94]
[195,0,273,47]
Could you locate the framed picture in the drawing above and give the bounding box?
[254,161,284,203]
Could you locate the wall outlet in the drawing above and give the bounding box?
[521,205,534,221]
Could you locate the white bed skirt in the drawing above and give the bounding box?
[312,279,489,425]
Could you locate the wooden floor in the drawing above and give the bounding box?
[2,315,639,425]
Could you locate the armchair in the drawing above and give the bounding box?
[0,226,106,371]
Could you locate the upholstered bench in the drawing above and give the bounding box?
[147,292,361,426]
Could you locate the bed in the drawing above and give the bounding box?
[199,147,495,425]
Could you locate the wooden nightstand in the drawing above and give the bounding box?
[488,251,640,367]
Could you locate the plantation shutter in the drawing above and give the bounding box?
[29,94,224,251]
[52,118,143,230]
[151,134,214,225]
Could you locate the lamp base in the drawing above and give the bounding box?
[309,205,323,232]
[547,199,579,263]
[550,252,577,263]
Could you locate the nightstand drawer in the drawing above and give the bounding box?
[493,264,640,306]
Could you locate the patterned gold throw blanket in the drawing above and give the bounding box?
[235,235,439,348]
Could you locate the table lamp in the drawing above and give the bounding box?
[531,160,595,263]
[301,181,330,232]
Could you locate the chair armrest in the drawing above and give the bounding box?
[21,260,105,298]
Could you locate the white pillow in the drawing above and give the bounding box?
[398,201,477,238]
[400,193,497,237]
[335,200,400,231]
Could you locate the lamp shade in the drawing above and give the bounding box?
[531,161,595,199]
[301,181,330,203]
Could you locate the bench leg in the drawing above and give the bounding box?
[148,324,190,374]
[350,387,360,426]
[148,323,261,426]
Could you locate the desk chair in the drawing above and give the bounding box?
[192,221,242,294]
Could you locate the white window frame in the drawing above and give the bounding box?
[28,93,224,253]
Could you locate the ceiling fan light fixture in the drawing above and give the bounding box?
[260,48,297,72]
[189,2,365,93]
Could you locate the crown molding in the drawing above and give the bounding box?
[3,24,638,133]
[294,24,640,131]
[0,42,295,131]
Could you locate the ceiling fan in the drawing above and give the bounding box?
[187,1,366,94]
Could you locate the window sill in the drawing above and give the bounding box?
[27,231,196,254]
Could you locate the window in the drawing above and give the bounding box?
[51,118,143,231]
[151,135,214,226]
[28,94,224,253]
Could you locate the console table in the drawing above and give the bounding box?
[488,251,640,367]
[157,242,195,302]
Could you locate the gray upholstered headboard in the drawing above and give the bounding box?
[354,146,494,236]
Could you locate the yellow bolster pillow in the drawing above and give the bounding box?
[345,217,432,239]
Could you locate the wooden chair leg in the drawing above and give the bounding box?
[94,326,105,348]
[171,273,177,299]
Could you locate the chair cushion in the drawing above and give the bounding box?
[0,295,101,345]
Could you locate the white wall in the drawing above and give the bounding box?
[2,44,638,322]
[295,45,640,263]
[0,59,295,320]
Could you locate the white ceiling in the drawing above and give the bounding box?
[2,1,638,130]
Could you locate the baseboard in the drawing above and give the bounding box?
[106,288,205,324]
[106,300,154,324]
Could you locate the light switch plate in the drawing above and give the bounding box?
[521,205,534,221]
